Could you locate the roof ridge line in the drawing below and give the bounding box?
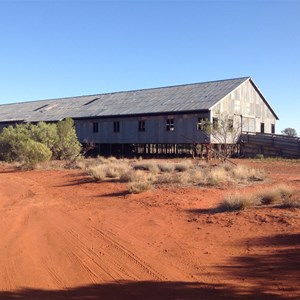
[0,76,250,106]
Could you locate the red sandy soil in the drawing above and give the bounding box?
[0,159,299,300]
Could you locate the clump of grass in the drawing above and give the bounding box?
[128,171,153,193]
[281,194,300,208]
[260,190,282,205]
[206,167,227,185]
[133,161,159,173]
[188,169,205,185]
[157,162,174,173]
[174,161,192,172]
[221,162,235,172]
[87,161,130,181]
[248,168,266,181]
[259,185,293,205]
[155,172,190,185]
[119,170,137,182]
[87,165,107,181]
[217,194,258,212]
[231,165,250,180]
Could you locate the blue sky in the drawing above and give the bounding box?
[0,0,299,134]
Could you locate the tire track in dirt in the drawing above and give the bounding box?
[0,170,173,290]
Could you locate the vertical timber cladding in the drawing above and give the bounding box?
[211,80,276,134]
[74,112,211,147]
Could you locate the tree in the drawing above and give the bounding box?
[0,124,52,168]
[281,127,297,137]
[0,118,82,168]
[204,113,242,158]
[56,118,82,165]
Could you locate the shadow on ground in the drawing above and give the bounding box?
[219,233,300,298]
[0,280,296,300]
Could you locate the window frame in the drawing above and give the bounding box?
[166,118,174,132]
[138,120,146,132]
[113,121,120,133]
[213,117,219,130]
[197,117,209,131]
[271,124,275,134]
[92,122,99,133]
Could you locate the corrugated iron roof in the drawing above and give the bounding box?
[0,77,250,122]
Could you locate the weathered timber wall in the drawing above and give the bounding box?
[240,132,300,158]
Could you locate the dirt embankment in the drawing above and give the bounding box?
[0,159,299,299]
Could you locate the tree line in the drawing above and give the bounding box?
[0,118,81,168]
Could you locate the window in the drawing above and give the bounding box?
[213,117,219,130]
[166,119,174,131]
[227,119,233,131]
[197,118,208,131]
[260,122,265,133]
[92,122,99,133]
[113,121,120,132]
[138,120,145,132]
[271,124,275,134]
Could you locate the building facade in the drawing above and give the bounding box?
[0,77,279,156]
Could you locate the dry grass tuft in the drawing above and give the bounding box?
[259,185,293,205]
[188,169,205,185]
[87,165,107,181]
[133,161,159,173]
[247,168,266,181]
[217,194,258,212]
[157,162,174,173]
[87,160,130,181]
[128,171,153,193]
[206,167,227,185]
[231,165,250,180]
[174,161,193,172]
[281,193,300,208]
[155,172,190,185]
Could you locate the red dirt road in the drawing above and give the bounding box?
[0,160,299,299]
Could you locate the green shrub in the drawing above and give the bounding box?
[19,140,52,169]
[56,118,82,164]
[0,119,81,167]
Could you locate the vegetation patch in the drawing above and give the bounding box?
[217,184,297,212]
[0,119,81,169]
[217,194,257,212]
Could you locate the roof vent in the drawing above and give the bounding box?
[34,104,48,111]
[84,97,100,106]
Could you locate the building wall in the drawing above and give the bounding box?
[211,80,277,134]
[75,112,210,145]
